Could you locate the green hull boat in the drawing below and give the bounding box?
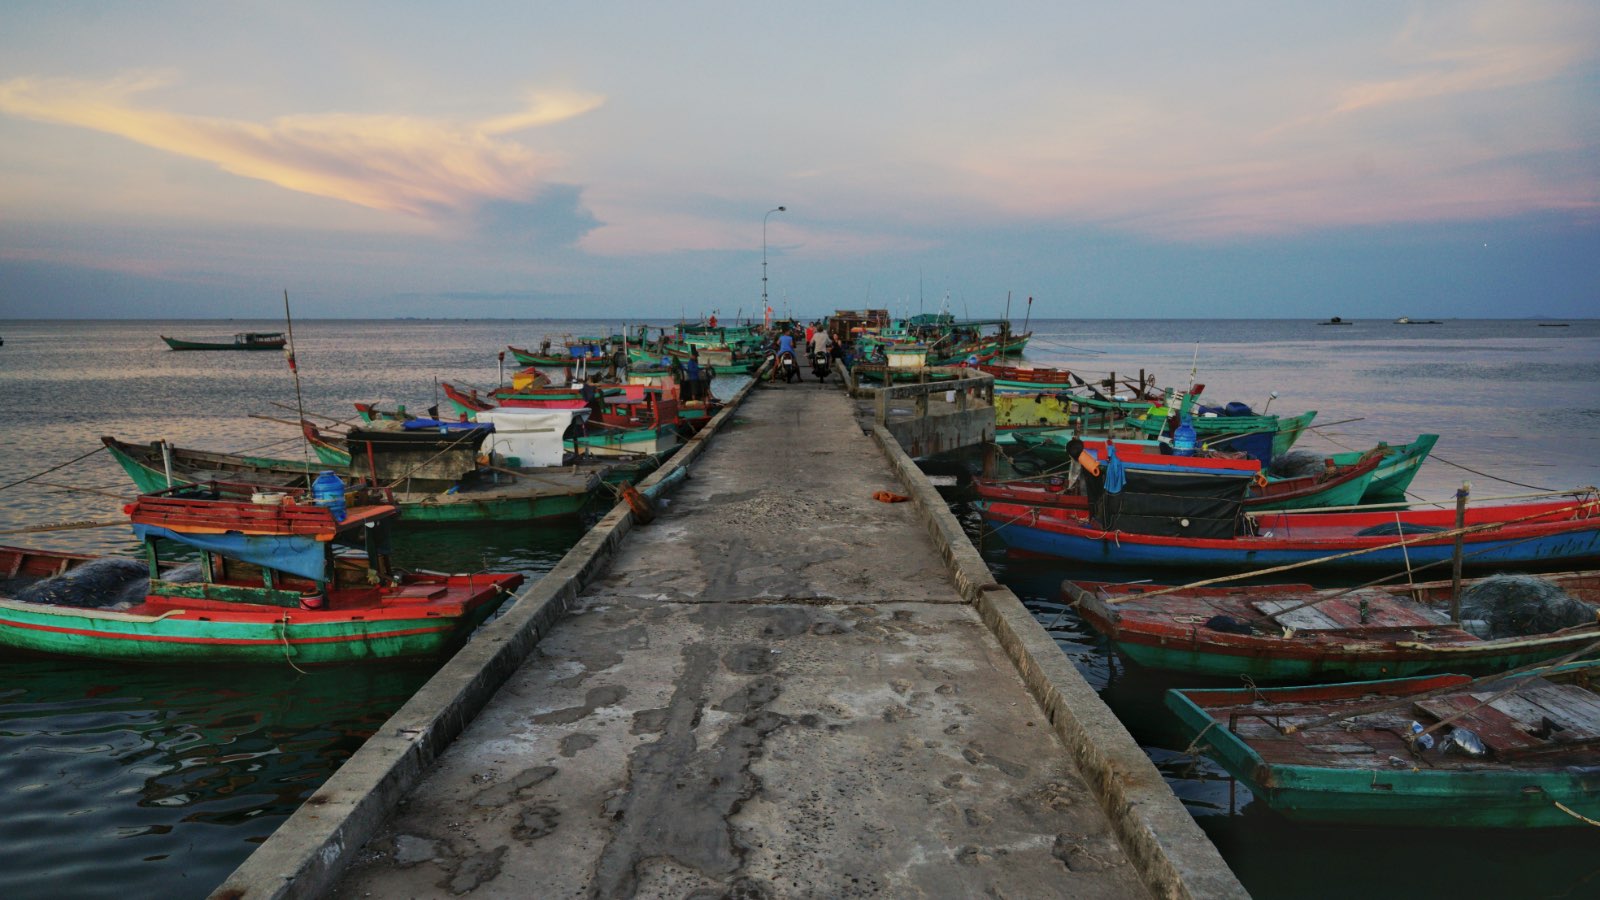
[1169,660,1600,827]
[102,436,600,524]
[1326,433,1439,500]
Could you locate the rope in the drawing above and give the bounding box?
[0,445,106,493]
[0,519,125,536]
[1554,802,1600,828]
[279,611,310,675]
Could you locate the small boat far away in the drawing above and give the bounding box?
[161,331,288,351]
[1318,316,1353,325]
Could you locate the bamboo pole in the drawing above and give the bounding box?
[1451,482,1470,622]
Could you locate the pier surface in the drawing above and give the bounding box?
[220,377,1243,899]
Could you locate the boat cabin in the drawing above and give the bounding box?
[126,481,397,610]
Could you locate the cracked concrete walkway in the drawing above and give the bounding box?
[332,379,1151,899]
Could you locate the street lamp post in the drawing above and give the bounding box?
[762,206,786,317]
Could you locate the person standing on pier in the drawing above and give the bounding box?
[683,347,703,401]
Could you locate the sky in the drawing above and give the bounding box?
[1,2,1596,320]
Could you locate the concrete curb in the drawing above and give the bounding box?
[869,423,1249,900]
[211,376,764,900]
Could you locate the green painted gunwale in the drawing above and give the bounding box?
[1167,662,1600,827]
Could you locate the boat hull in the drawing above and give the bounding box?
[982,499,1600,571]
[1167,671,1600,827]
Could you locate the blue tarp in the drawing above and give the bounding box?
[401,419,494,431]
[132,523,328,582]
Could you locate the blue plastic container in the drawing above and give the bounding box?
[1173,417,1197,456]
[311,470,347,522]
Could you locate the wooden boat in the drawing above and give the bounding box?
[976,445,1384,513]
[1323,434,1438,500]
[626,345,759,375]
[160,332,287,351]
[102,435,602,524]
[1066,574,1600,681]
[353,402,416,424]
[507,340,618,367]
[1123,408,1318,465]
[968,362,1079,390]
[979,494,1600,572]
[0,483,521,664]
[1167,660,1600,827]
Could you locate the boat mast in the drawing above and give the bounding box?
[283,289,312,469]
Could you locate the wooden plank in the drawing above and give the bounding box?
[1414,695,1543,752]
[1253,599,1343,631]
[1514,686,1600,739]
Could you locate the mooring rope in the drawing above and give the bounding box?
[0,445,106,494]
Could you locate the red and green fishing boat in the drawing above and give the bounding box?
[1167,659,1600,827]
[978,490,1600,571]
[979,442,1385,512]
[0,482,521,664]
[1324,433,1439,500]
[160,331,287,351]
[1066,573,1600,682]
[101,434,602,524]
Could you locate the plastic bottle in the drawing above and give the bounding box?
[311,470,347,522]
[1173,416,1197,456]
[1409,721,1435,750]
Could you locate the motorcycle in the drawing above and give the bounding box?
[811,349,831,382]
[776,350,800,383]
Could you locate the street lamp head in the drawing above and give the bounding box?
[778,205,786,212]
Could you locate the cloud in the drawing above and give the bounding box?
[943,3,1600,242]
[1324,4,1596,118]
[0,72,603,226]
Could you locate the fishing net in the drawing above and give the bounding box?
[1268,450,1330,479]
[1457,574,1600,639]
[14,558,204,610]
[16,558,150,609]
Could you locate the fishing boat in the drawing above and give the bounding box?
[1322,434,1438,500]
[977,444,1384,513]
[0,482,521,664]
[965,362,1075,391]
[102,433,604,524]
[1167,659,1600,827]
[1066,573,1600,681]
[1122,407,1318,465]
[979,493,1600,571]
[353,402,416,425]
[160,332,287,351]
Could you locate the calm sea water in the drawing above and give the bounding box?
[0,317,1597,897]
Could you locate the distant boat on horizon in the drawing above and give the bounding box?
[160,331,287,351]
[1318,316,1353,325]
[1394,317,1442,324]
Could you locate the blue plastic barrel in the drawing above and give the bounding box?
[311,470,347,522]
[1173,417,1197,456]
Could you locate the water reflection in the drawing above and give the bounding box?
[0,660,430,899]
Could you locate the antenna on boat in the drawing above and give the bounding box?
[1188,342,1200,388]
[282,290,312,469]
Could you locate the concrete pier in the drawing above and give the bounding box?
[215,376,1244,899]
